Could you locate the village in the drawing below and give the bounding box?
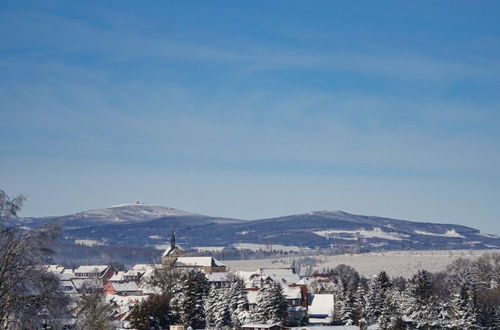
[47,233,344,330]
[41,230,500,330]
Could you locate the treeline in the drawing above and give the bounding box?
[187,245,364,261]
[54,242,161,266]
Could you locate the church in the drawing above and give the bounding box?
[161,231,227,273]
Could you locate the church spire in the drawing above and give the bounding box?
[170,230,176,250]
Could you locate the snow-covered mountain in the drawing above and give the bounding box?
[21,203,237,229]
[22,205,500,251]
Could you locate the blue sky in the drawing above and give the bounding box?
[1,1,499,233]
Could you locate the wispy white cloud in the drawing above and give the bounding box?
[1,8,499,83]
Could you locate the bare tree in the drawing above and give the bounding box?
[147,263,184,298]
[74,279,114,330]
[0,190,69,329]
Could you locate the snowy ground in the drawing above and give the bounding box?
[224,249,500,278]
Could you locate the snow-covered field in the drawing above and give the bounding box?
[224,249,500,278]
[314,227,409,241]
[234,243,310,252]
[193,246,227,252]
[74,239,104,247]
[413,229,464,238]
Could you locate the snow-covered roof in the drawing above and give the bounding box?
[124,269,143,276]
[59,278,78,295]
[62,268,75,276]
[239,268,300,287]
[109,282,141,292]
[259,268,300,284]
[106,295,146,316]
[235,271,257,282]
[108,269,143,282]
[161,246,180,258]
[245,285,301,304]
[45,265,65,274]
[74,265,109,274]
[71,278,96,290]
[205,272,231,282]
[175,257,226,267]
[55,272,74,281]
[308,294,335,317]
[283,285,302,299]
[109,271,126,282]
[132,264,158,271]
[296,277,339,292]
[297,277,314,285]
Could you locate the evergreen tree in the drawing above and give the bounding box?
[267,283,289,324]
[354,282,367,323]
[366,271,391,324]
[377,271,392,291]
[251,283,288,325]
[251,285,269,324]
[403,270,434,327]
[213,288,232,329]
[377,295,392,330]
[204,286,218,329]
[377,289,405,330]
[171,269,209,329]
[340,290,355,325]
[229,281,249,329]
[333,291,343,324]
[449,280,480,329]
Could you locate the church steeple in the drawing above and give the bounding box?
[170,230,176,250]
[161,229,180,260]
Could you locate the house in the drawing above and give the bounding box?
[108,271,126,283]
[173,256,227,273]
[205,271,232,287]
[104,281,142,296]
[131,264,157,283]
[73,265,115,282]
[106,294,146,324]
[238,268,300,288]
[246,285,307,310]
[55,273,79,295]
[307,294,335,324]
[71,278,98,293]
[283,285,307,307]
[109,269,144,283]
[246,285,307,326]
[297,275,339,294]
